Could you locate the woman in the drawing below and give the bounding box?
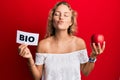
[18,1,105,80]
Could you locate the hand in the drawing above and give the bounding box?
[18,44,32,59]
[90,41,106,58]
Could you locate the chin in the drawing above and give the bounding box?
[57,25,69,30]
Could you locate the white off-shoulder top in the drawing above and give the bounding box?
[35,49,89,80]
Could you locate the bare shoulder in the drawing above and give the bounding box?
[37,37,52,53]
[74,36,86,50]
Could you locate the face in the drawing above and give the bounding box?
[53,4,72,31]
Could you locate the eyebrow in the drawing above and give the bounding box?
[55,11,71,13]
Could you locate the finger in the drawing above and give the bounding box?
[18,44,26,53]
[26,48,30,53]
[19,45,28,55]
[19,45,25,54]
[93,43,98,54]
[91,43,95,51]
[98,43,101,49]
[19,50,26,57]
[90,43,93,49]
[18,44,28,49]
[20,47,27,56]
[18,45,23,53]
[102,41,106,51]
[20,47,30,57]
[98,43,102,54]
[21,48,31,58]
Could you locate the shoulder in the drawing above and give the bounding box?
[74,36,86,50]
[37,37,52,53]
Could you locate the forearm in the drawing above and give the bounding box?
[82,62,95,76]
[27,57,42,80]
[82,53,96,76]
[82,40,105,76]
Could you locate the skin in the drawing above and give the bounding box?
[18,4,105,80]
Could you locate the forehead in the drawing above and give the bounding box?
[55,4,71,13]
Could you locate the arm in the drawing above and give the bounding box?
[81,62,95,76]
[80,55,95,76]
[18,43,43,80]
[80,42,106,76]
[27,57,43,80]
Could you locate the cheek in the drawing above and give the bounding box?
[53,17,57,23]
[65,18,72,25]
[53,19,57,26]
[53,17,58,23]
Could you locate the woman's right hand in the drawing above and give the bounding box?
[18,44,32,59]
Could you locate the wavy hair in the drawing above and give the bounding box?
[46,1,77,38]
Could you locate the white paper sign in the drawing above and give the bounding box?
[16,30,39,46]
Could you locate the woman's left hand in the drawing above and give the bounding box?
[90,41,106,58]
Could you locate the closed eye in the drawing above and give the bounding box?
[64,12,71,17]
[54,12,60,16]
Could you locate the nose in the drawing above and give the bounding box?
[59,14,64,20]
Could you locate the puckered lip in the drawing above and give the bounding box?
[58,20,64,24]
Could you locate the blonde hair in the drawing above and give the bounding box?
[46,1,77,38]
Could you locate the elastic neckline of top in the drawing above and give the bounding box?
[36,49,87,55]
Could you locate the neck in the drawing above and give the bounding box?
[54,30,72,42]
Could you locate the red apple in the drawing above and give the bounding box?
[91,34,105,47]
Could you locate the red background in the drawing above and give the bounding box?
[0,0,120,80]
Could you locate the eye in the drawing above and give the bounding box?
[54,12,60,16]
[64,13,70,17]
[64,14,69,17]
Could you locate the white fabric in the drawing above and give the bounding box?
[35,49,89,80]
